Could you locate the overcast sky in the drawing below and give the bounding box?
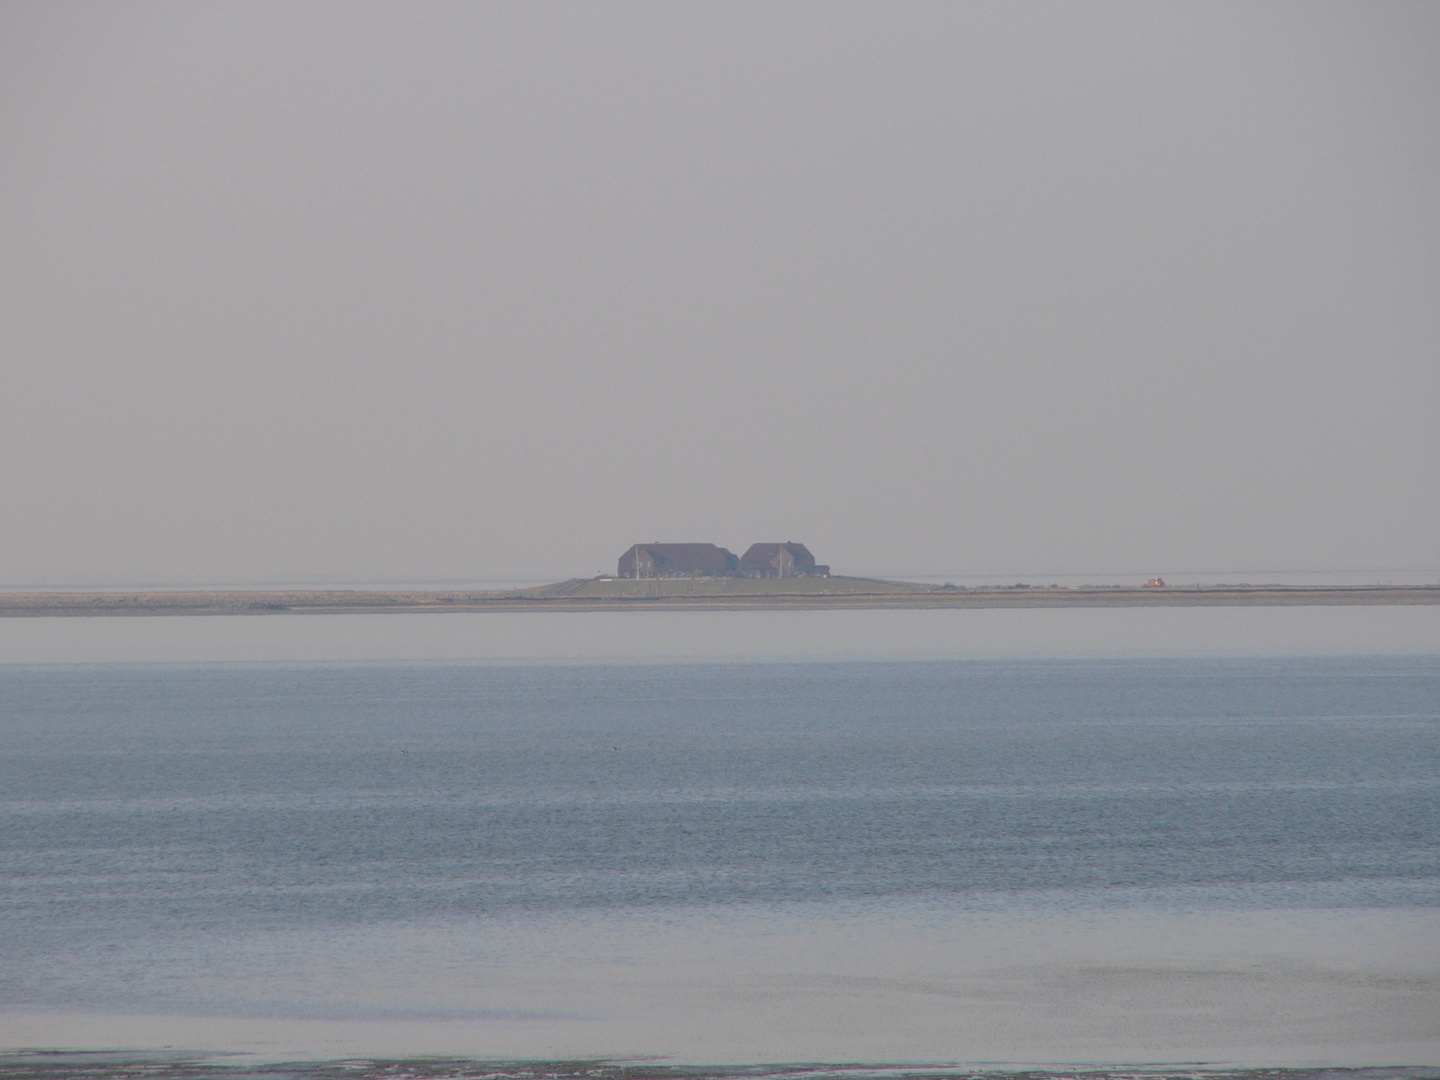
[2,1,1436,586]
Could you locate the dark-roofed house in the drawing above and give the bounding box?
[618,543,740,579]
[739,542,829,578]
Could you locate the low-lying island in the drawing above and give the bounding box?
[2,577,1437,615]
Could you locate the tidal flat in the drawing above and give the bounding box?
[1,580,1437,617]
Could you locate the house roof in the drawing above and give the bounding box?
[739,542,816,568]
[625,543,738,573]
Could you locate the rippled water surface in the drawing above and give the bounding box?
[1,657,1437,1066]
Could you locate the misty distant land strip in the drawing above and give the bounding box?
[2,577,1437,616]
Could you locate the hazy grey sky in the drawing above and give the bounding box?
[2,1,1437,586]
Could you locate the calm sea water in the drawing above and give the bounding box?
[1,656,1438,1071]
